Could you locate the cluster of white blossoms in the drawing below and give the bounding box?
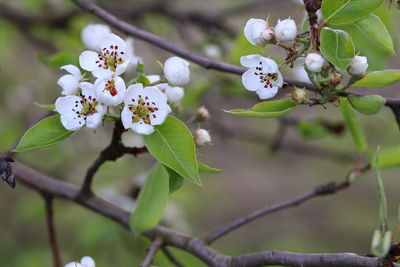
[55,24,190,136]
[65,256,95,267]
[240,17,298,100]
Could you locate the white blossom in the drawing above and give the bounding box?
[275,18,297,42]
[65,256,95,267]
[157,83,184,103]
[94,75,126,106]
[57,65,83,95]
[121,83,171,135]
[203,44,222,59]
[349,56,368,76]
[240,54,283,100]
[81,24,111,51]
[163,57,190,85]
[305,53,325,73]
[194,129,211,146]
[79,33,129,78]
[121,131,145,148]
[244,18,273,46]
[55,82,105,131]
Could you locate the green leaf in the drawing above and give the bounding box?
[165,166,184,193]
[198,162,223,174]
[372,146,400,169]
[225,98,297,118]
[144,116,201,185]
[13,115,75,152]
[352,70,400,88]
[34,103,56,111]
[130,163,169,234]
[322,0,384,25]
[374,147,388,231]
[136,74,151,86]
[320,27,355,70]
[339,97,367,152]
[341,14,394,56]
[297,121,330,140]
[347,95,386,115]
[371,229,392,257]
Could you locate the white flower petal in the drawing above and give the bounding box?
[163,57,190,85]
[240,54,262,68]
[100,34,126,54]
[60,114,85,131]
[115,60,130,76]
[143,86,168,104]
[244,18,268,46]
[124,84,144,104]
[121,131,145,148]
[57,74,79,96]
[55,96,82,115]
[86,112,103,129]
[241,69,262,92]
[79,51,100,72]
[132,122,154,135]
[150,107,169,125]
[121,105,134,129]
[164,86,184,103]
[60,65,81,78]
[256,87,278,100]
[81,24,111,51]
[80,256,96,267]
[81,83,96,100]
[147,75,161,84]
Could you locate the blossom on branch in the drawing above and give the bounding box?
[163,56,190,85]
[244,18,274,46]
[121,83,171,135]
[55,82,106,131]
[275,18,297,42]
[79,34,129,78]
[305,53,326,73]
[81,24,111,51]
[94,75,126,106]
[65,256,95,267]
[240,54,283,100]
[349,56,368,76]
[194,129,211,146]
[57,65,83,96]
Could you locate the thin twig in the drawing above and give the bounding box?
[140,237,164,267]
[205,180,352,244]
[162,247,185,267]
[43,195,62,267]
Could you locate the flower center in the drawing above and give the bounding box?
[73,96,99,119]
[254,61,278,89]
[95,45,125,72]
[104,79,117,96]
[128,95,159,125]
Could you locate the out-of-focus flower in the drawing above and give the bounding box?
[194,129,211,146]
[65,256,95,267]
[121,131,145,148]
[195,106,210,121]
[81,24,111,51]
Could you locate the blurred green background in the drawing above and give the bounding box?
[1,0,400,266]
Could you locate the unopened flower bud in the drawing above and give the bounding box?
[274,18,297,42]
[305,53,325,73]
[121,131,145,148]
[195,106,210,121]
[292,88,307,104]
[244,18,273,46]
[0,155,15,188]
[194,129,211,147]
[349,56,368,76]
[330,72,342,85]
[163,57,190,85]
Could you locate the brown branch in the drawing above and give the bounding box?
[43,195,62,267]
[79,121,147,197]
[11,160,393,267]
[140,237,164,267]
[205,180,352,244]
